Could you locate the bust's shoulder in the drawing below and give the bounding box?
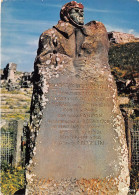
[85,21,107,34]
[85,21,105,28]
[40,28,57,40]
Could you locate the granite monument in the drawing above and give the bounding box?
[26,1,130,194]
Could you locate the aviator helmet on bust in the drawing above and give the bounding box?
[60,1,84,27]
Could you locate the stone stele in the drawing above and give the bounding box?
[26,2,130,195]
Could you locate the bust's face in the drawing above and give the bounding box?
[69,8,84,25]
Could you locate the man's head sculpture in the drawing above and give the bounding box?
[60,1,84,27]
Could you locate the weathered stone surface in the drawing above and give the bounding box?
[26,2,130,194]
[27,65,129,194]
[118,97,130,105]
[108,31,139,44]
[3,62,17,81]
[1,120,24,166]
[21,72,32,88]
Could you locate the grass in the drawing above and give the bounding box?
[1,162,25,195]
[109,42,139,80]
[1,113,30,120]
[1,87,32,120]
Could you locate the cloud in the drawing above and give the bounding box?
[85,7,119,14]
[2,18,56,35]
[35,3,120,14]
[45,4,120,14]
[1,54,11,64]
[1,25,39,71]
[3,48,36,55]
[3,18,56,26]
[128,30,139,38]
[1,47,36,72]
[105,24,126,33]
[43,3,121,14]
[128,29,135,34]
[1,15,56,71]
[27,39,38,47]
[105,24,139,38]
[1,2,55,72]
[44,3,62,8]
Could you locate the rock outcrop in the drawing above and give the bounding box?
[108,31,139,44]
[1,63,32,90]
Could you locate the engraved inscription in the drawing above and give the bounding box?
[34,75,121,179]
[44,78,113,146]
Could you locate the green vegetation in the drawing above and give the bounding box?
[109,42,139,79]
[1,88,33,96]
[1,87,32,120]
[15,71,23,75]
[1,88,24,95]
[2,113,30,120]
[1,162,25,195]
[109,42,139,115]
[1,88,30,194]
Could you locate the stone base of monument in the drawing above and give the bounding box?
[26,177,124,194]
[26,66,129,194]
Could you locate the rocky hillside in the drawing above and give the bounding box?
[109,42,139,120]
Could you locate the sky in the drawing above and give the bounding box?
[1,0,139,72]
